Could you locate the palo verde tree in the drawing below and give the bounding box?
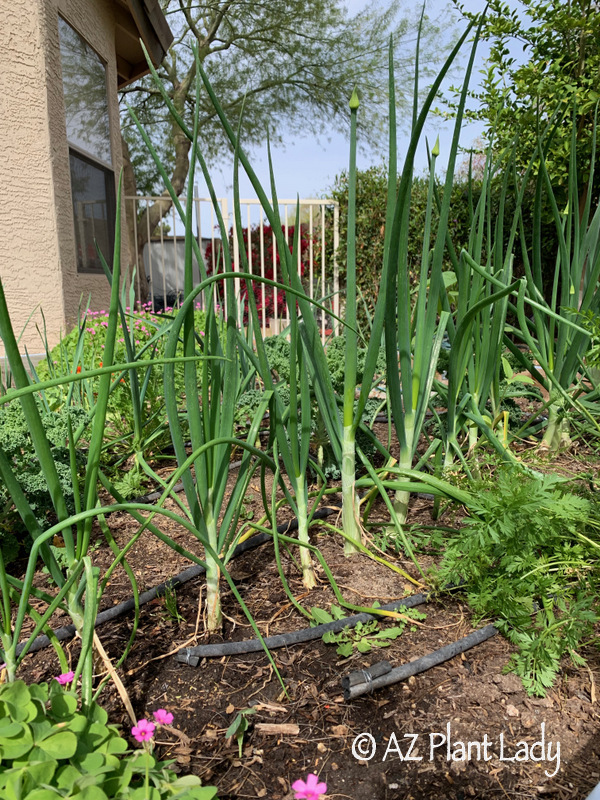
[120,0,453,301]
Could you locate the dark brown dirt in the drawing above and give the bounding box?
[13,444,600,800]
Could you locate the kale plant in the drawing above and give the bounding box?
[0,398,87,561]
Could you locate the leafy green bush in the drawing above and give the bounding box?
[0,680,217,800]
[437,469,600,695]
[325,168,481,323]
[239,334,385,478]
[0,399,87,562]
[261,333,385,393]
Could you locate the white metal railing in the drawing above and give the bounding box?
[126,194,340,341]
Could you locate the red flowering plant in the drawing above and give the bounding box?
[204,222,312,324]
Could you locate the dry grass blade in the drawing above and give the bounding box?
[93,632,136,725]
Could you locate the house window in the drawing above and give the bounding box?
[58,17,115,273]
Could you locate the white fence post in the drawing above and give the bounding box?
[125,195,339,342]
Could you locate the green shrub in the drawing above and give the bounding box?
[325,168,481,324]
[0,680,217,800]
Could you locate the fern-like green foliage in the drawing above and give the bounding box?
[0,399,87,561]
[437,469,600,696]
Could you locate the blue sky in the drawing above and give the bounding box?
[203,0,495,202]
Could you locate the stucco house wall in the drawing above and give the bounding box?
[0,0,170,361]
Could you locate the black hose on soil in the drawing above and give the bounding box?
[341,624,499,700]
[15,503,342,657]
[176,593,430,666]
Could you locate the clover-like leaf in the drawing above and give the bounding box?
[36,729,78,760]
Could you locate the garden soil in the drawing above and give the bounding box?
[13,446,600,800]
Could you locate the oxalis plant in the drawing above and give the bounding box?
[0,679,217,799]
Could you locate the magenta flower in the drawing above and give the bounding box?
[153,709,174,725]
[55,671,74,685]
[131,719,155,742]
[292,774,327,799]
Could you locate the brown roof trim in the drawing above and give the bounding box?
[126,0,173,62]
[116,0,174,88]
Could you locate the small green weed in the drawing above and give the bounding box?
[112,465,149,500]
[225,707,256,758]
[311,605,426,657]
[163,585,186,625]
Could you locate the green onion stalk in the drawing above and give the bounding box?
[185,55,352,561]
[232,160,319,587]
[0,176,132,707]
[382,14,482,525]
[512,106,600,450]
[440,142,523,467]
[341,88,362,555]
[132,44,292,629]
[342,19,478,548]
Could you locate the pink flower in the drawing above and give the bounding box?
[153,709,174,725]
[292,774,327,800]
[55,671,74,685]
[131,719,155,742]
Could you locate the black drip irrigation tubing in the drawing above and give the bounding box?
[176,590,499,703]
[16,463,479,682]
[176,593,430,666]
[341,624,499,700]
[15,502,342,657]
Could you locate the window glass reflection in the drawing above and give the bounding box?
[58,17,112,166]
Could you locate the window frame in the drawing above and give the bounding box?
[58,15,117,275]
[68,148,116,274]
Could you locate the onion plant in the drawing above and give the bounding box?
[380,15,482,524]
[0,179,129,706]
[188,23,481,555]
[234,191,321,588]
[0,182,217,698]
[507,107,600,450]
[439,143,523,466]
[129,46,295,627]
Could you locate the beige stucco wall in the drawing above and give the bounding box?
[0,0,130,360]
